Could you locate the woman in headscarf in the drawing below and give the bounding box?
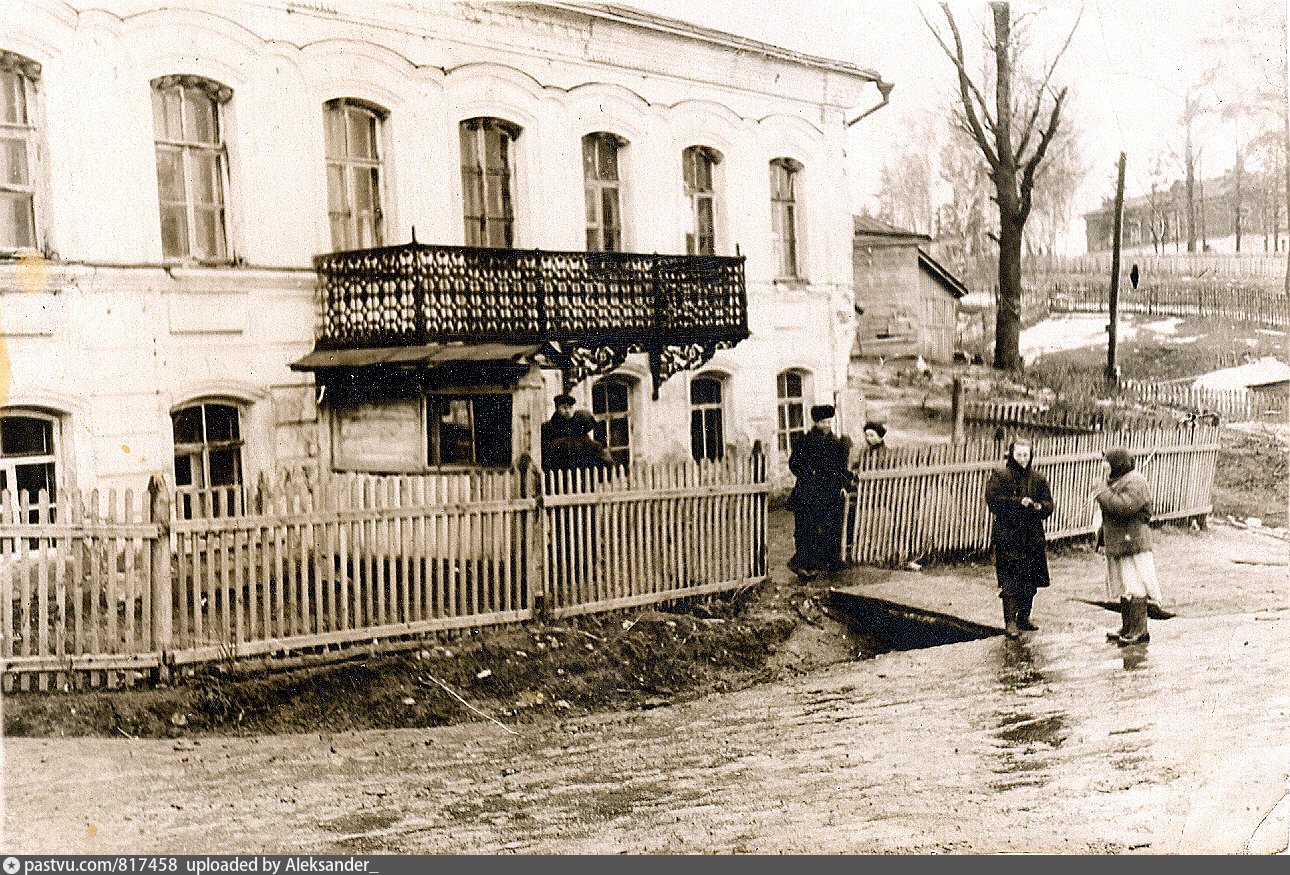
[985,438,1054,638]
[1094,447,1159,646]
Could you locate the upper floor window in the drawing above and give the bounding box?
[683,146,720,256]
[690,375,725,462]
[151,75,232,262]
[583,133,623,252]
[460,117,519,248]
[770,158,802,278]
[776,369,809,453]
[0,52,42,252]
[592,377,633,466]
[325,99,386,252]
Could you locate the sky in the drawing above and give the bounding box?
[625,0,1289,253]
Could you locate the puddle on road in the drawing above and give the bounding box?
[826,591,1000,654]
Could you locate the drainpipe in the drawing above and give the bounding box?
[846,79,895,128]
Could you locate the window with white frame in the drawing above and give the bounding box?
[776,369,809,453]
[427,393,512,468]
[690,375,725,462]
[151,75,233,261]
[592,378,633,466]
[172,402,244,507]
[683,146,720,256]
[325,99,386,251]
[0,52,42,252]
[770,158,802,278]
[0,412,57,519]
[460,117,519,248]
[583,132,623,252]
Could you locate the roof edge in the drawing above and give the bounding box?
[540,2,883,82]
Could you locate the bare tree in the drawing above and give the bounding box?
[875,147,937,234]
[923,1,1081,370]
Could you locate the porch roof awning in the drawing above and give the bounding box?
[290,342,542,371]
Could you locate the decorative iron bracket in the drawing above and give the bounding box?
[537,337,737,398]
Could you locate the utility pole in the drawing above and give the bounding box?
[1107,152,1126,384]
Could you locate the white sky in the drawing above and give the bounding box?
[626,0,1289,253]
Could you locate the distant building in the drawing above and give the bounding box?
[1083,167,1288,255]
[852,216,968,364]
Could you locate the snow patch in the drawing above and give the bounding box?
[1192,357,1290,392]
[1019,315,1138,364]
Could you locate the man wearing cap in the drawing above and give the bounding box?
[541,393,578,472]
[787,404,853,578]
[546,411,614,471]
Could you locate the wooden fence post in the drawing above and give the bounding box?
[148,473,173,677]
[519,455,550,622]
[951,377,965,445]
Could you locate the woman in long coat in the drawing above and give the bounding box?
[985,439,1054,638]
[1095,447,1160,645]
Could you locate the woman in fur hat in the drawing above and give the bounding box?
[1094,447,1160,646]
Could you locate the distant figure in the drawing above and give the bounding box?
[541,393,578,471]
[787,404,852,579]
[546,411,613,472]
[860,420,887,459]
[985,439,1054,638]
[1094,447,1160,646]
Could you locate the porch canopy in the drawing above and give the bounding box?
[302,241,750,396]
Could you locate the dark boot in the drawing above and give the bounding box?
[1016,591,1038,631]
[1115,597,1150,645]
[1001,594,1020,639]
[1106,598,1129,642]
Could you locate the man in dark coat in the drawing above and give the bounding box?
[788,404,853,579]
[546,410,613,472]
[540,393,578,471]
[985,438,1054,637]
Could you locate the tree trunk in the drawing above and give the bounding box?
[1283,100,1289,293]
[1234,149,1244,253]
[1185,129,1197,253]
[995,215,1024,370]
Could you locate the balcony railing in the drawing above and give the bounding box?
[314,243,748,351]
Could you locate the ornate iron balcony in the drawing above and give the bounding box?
[312,242,749,394]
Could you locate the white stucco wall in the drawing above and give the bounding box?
[0,0,879,495]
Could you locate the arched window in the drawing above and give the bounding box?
[583,132,624,252]
[592,377,633,466]
[770,158,802,278]
[683,146,721,256]
[172,402,243,516]
[151,74,232,261]
[776,369,810,452]
[0,411,58,519]
[324,98,386,251]
[460,117,520,248]
[690,375,725,462]
[0,51,42,251]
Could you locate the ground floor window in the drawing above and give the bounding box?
[428,393,512,468]
[776,370,809,453]
[0,413,57,520]
[173,402,244,515]
[592,378,632,466]
[690,375,725,461]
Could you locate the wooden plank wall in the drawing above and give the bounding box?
[846,427,1221,567]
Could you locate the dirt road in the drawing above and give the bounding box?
[4,524,1288,854]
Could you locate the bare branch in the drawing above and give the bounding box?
[920,2,1000,170]
[1014,5,1083,163]
[1019,86,1068,222]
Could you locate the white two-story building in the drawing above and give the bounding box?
[0,0,886,504]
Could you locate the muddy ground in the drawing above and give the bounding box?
[4,521,1286,854]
